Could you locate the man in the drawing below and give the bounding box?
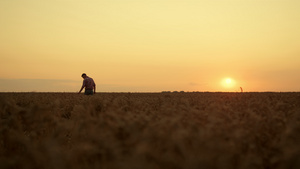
[78,73,96,95]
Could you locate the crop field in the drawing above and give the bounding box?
[0,92,299,169]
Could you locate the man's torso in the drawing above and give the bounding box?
[83,77,95,90]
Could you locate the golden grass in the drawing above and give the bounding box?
[0,92,299,169]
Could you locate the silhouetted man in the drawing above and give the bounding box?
[78,73,96,95]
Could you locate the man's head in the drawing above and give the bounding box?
[81,73,87,79]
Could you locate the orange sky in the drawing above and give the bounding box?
[1,0,299,92]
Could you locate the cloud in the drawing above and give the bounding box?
[0,79,81,92]
[189,82,206,86]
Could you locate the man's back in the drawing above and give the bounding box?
[83,77,95,90]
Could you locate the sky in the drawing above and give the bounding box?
[0,0,299,92]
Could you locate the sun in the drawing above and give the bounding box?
[226,78,232,84]
[221,78,236,89]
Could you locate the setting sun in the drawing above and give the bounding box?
[226,78,232,84]
[221,78,236,89]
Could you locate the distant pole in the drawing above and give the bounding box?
[240,87,243,93]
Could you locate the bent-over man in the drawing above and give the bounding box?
[78,73,96,95]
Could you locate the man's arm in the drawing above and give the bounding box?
[78,86,84,94]
[93,84,96,94]
[79,80,86,94]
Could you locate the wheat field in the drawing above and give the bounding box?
[0,92,299,169]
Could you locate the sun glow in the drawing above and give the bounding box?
[226,78,232,84]
[221,78,236,89]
